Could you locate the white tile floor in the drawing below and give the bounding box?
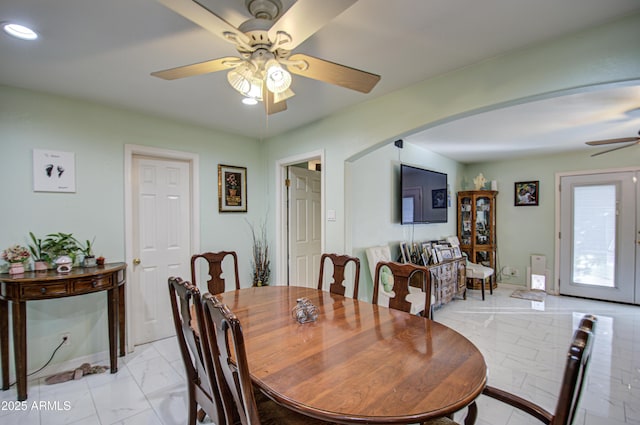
[1,285,639,425]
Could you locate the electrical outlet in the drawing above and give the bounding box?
[60,332,71,347]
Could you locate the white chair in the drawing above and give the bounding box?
[365,245,435,317]
[447,236,493,300]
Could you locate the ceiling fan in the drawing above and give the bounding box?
[151,0,381,114]
[586,129,640,157]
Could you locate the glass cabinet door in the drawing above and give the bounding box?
[475,250,492,267]
[460,196,472,245]
[475,196,490,245]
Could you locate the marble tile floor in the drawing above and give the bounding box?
[1,284,638,425]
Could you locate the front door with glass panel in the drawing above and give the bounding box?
[559,171,638,304]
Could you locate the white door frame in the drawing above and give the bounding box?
[275,150,325,286]
[124,144,200,352]
[554,165,638,297]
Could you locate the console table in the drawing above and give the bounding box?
[0,263,126,400]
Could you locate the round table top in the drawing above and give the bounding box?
[216,285,487,424]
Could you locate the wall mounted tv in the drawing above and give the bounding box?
[400,164,448,224]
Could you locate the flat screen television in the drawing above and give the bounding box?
[400,164,448,224]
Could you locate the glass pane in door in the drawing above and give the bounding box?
[475,197,490,245]
[572,184,616,287]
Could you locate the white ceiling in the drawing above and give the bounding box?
[1,0,640,162]
[407,83,640,163]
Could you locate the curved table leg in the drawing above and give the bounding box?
[464,401,478,425]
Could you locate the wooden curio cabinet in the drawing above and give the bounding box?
[457,190,498,289]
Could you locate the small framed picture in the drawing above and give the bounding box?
[399,242,410,263]
[33,149,76,193]
[431,188,446,208]
[452,246,462,259]
[218,164,247,212]
[431,246,442,263]
[514,181,539,206]
[440,247,454,261]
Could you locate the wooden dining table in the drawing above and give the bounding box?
[216,286,487,424]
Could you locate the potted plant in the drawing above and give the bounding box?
[80,237,97,267]
[28,232,51,271]
[42,232,81,270]
[247,218,270,286]
[2,244,31,274]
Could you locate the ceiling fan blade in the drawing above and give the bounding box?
[287,54,380,93]
[586,137,638,146]
[591,140,639,157]
[264,88,287,115]
[268,0,357,50]
[151,57,241,80]
[157,0,249,45]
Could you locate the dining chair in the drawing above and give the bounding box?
[191,251,241,294]
[482,314,597,425]
[167,276,226,425]
[199,293,336,425]
[317,253,361,299]
[373,261,433,319]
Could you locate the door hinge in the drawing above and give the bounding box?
[285,178,291,188]
[558,231,561,239]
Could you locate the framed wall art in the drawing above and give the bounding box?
[514,181,539,206]
[33,149,76,192]
[218,164,247,212]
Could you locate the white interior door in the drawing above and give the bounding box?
[132,156,191,344]
[559,171,638,304]
[288,166,322,287]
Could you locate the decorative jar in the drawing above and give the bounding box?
[292,298,319,324]
[9,263,25,275]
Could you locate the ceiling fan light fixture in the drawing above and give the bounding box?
[265,59,292,94]
[227,69,252,95]
[245,77,263,101]
[227,67,263,101]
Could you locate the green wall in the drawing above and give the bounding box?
[465,148,640,291]
[348,143,465,300]
[0,86,266,376]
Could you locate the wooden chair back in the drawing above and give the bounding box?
[167,276,225,425]
[482,314,596,425]
[372,261,431,318]
[191,251,241,294]
[317,253,361,298]
[200,293,259,425]
[555,315,596,425]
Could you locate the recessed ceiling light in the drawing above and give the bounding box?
[3,23,38,41]
[242,97,258,106]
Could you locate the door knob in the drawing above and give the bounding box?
[133,258,141,265]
